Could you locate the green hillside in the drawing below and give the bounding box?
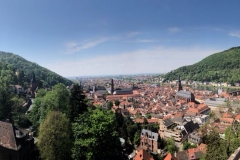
[163,46,240,84]
[0,51,72,87]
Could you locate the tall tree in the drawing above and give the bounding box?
[68,83,88,122]
[0,66,14,120]
[205,130,227,160]
[0,87,12,120]
[37,111,72,160]
[72,109,121,160]
[43,83,70,115]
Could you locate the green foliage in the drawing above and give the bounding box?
[127,122,139,143]
[17,114,32,128]
[163,46,240,84]
[145,113,151,119]
[0,51,72,87]
[133,130,140,145]
[115,112,128,140]
[11,96,26,113]
[43,83,70,113]
[164,138,178,154]
[36,88,47,98]
[224,125,240,156]
[148,122,159,133]
[38,111,72,160]
[107,101,113,110]
[29,97,42,128]
[68,84,88,122]
[0,86,13,120]
[205,130,228,160]
[72,108,121,160]
[29,83,70,127]
[114,100,120,106]
[182,141,197,150]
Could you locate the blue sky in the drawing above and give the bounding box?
[1,0,240,77]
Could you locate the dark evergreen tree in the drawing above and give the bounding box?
[68,83,88,122]
[0,87,12,120]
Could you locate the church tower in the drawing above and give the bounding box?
[177,76,183,91]
[111,79,114,95]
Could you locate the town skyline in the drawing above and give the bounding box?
[1,1,240,77]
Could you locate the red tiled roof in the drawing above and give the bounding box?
[134,149,154,160]
[164,153,177,160]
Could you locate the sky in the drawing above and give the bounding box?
[1,0,240,77]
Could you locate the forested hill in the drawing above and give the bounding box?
[163,46,240,84]
[0,51,72,87]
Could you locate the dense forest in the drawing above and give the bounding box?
[0,51,72,87]
[163,46,240,84]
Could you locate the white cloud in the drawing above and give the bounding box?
[228,31,240,38]
[65,38,108,54]
[44,46,221,77]
[168,27,181,33]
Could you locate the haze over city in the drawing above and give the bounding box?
[1,0,240,77]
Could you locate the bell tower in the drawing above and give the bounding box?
[177,76,182,91]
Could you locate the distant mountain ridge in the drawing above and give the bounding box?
[0,51,72,87]
[163,46,240,84]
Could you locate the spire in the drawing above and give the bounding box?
[178,75,182,91]
[111,79,114,95]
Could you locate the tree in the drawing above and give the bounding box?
[72,109,121,160]
[0,86,12,120]
[205,130,227,160]
[133,130,140,145]
[115,112,128,140]
[148,122,159,132]
[106,101,113,110]
[145,113,151,119]
[165,138,178,154]
[37,111,72,160]
[182,141,197,150]
[127,123,139,143]
[36,88,46,98]
[68,83,88,122]
[29,97,42,128]
[34,83,70,123]
[114,100,120,107]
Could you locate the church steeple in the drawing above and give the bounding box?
[177,76,182,91]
